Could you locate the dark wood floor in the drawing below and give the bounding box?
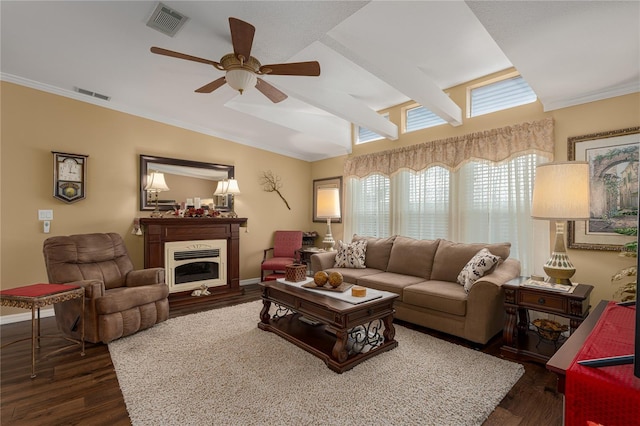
[1,285,562,425]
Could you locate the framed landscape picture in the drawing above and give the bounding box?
[567,127,639,251]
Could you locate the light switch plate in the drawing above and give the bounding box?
[38,210,53,220]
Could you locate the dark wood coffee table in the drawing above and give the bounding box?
[258,280,399,373]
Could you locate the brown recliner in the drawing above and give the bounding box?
[43,232,169,344]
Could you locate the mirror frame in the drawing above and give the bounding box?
[139,154,235,212]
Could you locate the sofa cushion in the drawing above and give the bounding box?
[334,239,367,268]
[403,280,467,316]
[352,235,396,271]
[431,240,511,283]
[322,267,383,284]
[357,272,426,296]
[457,248,501,292]
[386,236,440,279]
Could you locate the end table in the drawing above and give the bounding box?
[500,277,593,364]
[0,283,85,378]
[297,247,325,275]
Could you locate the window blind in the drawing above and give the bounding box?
[405,106,446,132]
[470,76,537,117]
[356,114,389,144]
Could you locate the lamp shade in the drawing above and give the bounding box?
[316,188,341,218]
[214,179,241,195]
[225,69,257,94]
[532,161,590,220]
[213,180,226,195]
[144,172,170,192]
[225,179,241,195]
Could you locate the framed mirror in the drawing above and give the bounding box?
[139,154,235,212]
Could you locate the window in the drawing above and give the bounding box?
[396,168,450,239]
[404,105,446,133]
[345,154,547,276]
[457,155,543,271]
[469,75,537,118]
[356,113,389,144]
[346,174,390,237]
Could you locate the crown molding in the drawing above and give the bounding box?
[542,82,640,112]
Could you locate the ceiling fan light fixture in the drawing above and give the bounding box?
[225,69,257,94]
[150,17,319,102]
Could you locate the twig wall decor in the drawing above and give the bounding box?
[259,170,291,210]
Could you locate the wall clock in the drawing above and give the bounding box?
[52,151,88,203]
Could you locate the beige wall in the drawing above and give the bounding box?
[3,71,639,317]
[1,82,313,316]
[311,70,640,307]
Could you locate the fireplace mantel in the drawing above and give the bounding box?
[139,217,248,308]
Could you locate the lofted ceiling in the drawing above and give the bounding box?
[1,1,638,162]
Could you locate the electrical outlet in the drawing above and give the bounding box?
[38,209,53,220]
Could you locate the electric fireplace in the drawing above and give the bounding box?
[164,240,227,293]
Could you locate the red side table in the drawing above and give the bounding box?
[0,283,85,378]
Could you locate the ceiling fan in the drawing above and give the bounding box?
[150,17,320,103]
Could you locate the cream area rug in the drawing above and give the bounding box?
[109,301,523,426]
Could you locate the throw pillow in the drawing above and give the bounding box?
[457,248,501,293]
[334,239,368,269]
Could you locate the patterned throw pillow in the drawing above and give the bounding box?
[334,240,368,269]
[457,248,501,293]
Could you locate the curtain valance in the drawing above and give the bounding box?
[344,117,554,178]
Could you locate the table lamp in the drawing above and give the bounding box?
[214,179,241,217]
[531,161,590,285]
[316,187,341,251]
[144,171,170,217]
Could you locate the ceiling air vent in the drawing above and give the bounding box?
[146,3,189,37]
[75,87,111,101]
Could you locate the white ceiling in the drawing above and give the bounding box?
[2,1,638,162]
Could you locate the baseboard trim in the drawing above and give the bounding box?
[0,308,55,325]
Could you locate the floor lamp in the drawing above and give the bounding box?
[531,161,590,285]
[316,187,341,251]
[144,171,170,217]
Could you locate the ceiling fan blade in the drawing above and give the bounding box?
[150,47,220,67]
[260,61,321,76]
[228,17,255,60]
[256,79,287,103]
[195,77,227,93]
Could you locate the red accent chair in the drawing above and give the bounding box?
[261,231,303,281]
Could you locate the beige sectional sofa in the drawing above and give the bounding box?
[310,235,521,344]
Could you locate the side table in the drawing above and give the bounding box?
[0,283,85,378]
[500,277,593,364]
[297,247,325,275]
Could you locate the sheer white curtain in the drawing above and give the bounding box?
[392,167,451,240]
[343,118,555,277]
[343,174,390,239]
[455,156,546,275]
